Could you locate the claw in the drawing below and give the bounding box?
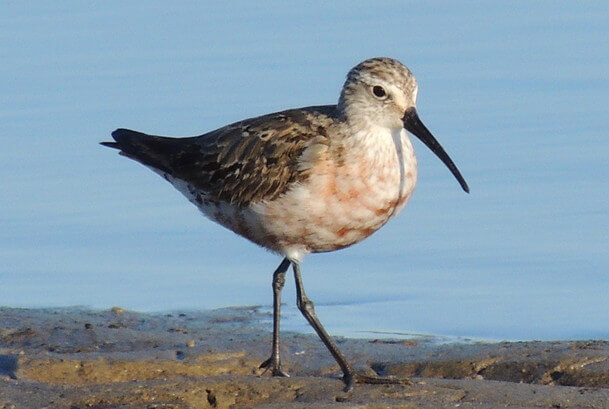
[259,357,290,377]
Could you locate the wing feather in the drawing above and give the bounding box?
[103,105,338,207]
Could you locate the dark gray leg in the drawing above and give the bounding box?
[292,262,411,392]
[259,257,291,377]
[292,262,357,390]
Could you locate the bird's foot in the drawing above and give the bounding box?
[342,371,411,392]
[259,357,290,377]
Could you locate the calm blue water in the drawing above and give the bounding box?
[1,2,608,341]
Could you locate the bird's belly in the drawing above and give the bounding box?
[255,149,417,258]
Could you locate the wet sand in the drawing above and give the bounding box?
[1,306,609,408]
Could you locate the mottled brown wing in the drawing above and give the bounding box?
[103,105,337,207]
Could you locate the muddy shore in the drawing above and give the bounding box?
[1,306,608,408]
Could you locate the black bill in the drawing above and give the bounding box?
[402,107,469,193]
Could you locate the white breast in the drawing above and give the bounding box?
[253,127,418,261]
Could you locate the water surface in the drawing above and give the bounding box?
[1,2,608,341]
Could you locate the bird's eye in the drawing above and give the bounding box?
[372,85,387,99]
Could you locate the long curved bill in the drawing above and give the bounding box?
[402,107,470,193]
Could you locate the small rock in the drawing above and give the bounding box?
[111,306,125,315]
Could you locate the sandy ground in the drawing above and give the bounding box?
[1,307,609,408]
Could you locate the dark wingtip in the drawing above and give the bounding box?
[100,129,128,149]
[102,129,145,150]
[100,141,120,149]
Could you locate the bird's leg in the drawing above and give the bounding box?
[259,257,291,377]
[292,262,356,390]
[292,262,412,392]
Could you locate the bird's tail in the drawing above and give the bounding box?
[100,128,176,173]
[101,128,152,152]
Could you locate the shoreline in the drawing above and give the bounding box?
[2,306,609,408]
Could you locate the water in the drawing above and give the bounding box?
[1,2,608,341]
